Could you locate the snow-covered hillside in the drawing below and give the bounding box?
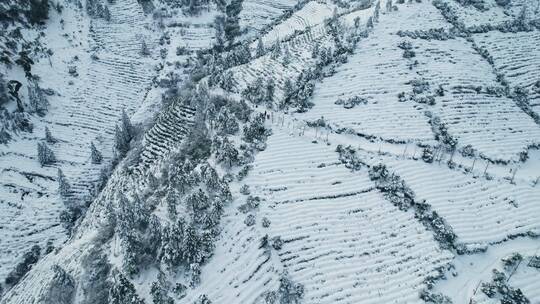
[1,0,539,303]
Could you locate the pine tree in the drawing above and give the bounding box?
[224,0,243,44]
[150,271,174,304]
[166,190,178,220]
[108,270,145,304]
[265,78,275,108]
[367,16,374,29]
[374,1,381,22]
[141,40,150,56]
[282,45,291,66]
[161,219,185,268]
[28,0,50,24]
[271,40,281,60]
[256,37,265,57]
[216,107,239,135]
[57,168,71,197]
[41,265,75,304]
[213,15,226,50]
[38,142,56,166]
[216,138,239,168]
[183,224,201,265]
[27,80,49,115]
[0,127,11,145]
[103,5,111,21]
[90,142,103,164]
[45,126,57,144]
[121,108,134,140]
[114,124,129,157]
[282,78,295,108]
[189,263,201,287]
[311,42,320,59]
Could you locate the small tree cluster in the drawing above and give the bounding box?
[242,77,274,106]
[40,265,75,304]
[242,113,271,148]
[108,270,145,304]
[481,269,530,303]
[215,137,239,168]
[224,0,243,44]
[86,0,111,20]
[4,245,41,288]
[27,0,50,24]
[429,116,458,150]
[150,271,174,304]
[334,95,367,109]
[264,271,305,304]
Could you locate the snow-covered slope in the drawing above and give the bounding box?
[1,0,540,303]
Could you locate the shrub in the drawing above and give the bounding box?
[4,245,41,287]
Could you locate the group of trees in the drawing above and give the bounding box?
[263,272,305,304]
[0,0,49,25]
[112,155,232,282]
[213,0,243,48]
[481,269,530,303]
[336,145,457,250]
[4,245,41,289]
[86,0,111,20]
[241,77,275,107]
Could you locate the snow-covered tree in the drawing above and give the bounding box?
[242,77,266,104]
[189,263,201,287]
[27,80,49,116]
[281,78,295,109]
[265,78,275,108]
[57,168,71,197]
[141,40,150,56]
[213,15,226,50]
[216,137,239,168]
[44,126,57,143]
[282,45,291,66]
[90,142,103,164]
[183,223,202,265]
[271,40,281,60]
[215,107,239,135]
[224,0,243,44]
[150,271,174,304]
[161,219,186,269]
[386,0,393,11]
[277,271,304,304]
[4,245,41,288]
[256,37,265,57]
[108,270,144,304]
[38,142,56,166]
[40,265,75,304]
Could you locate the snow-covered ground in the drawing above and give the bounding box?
[1,0,540,302]
[0,0,157,283]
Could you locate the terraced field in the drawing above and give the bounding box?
[179,129,453,303]
[2,0,159,285]
[240,0,296,33]
[1,0,540,302]
[299,0,450,143]
[475,30,540,116]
